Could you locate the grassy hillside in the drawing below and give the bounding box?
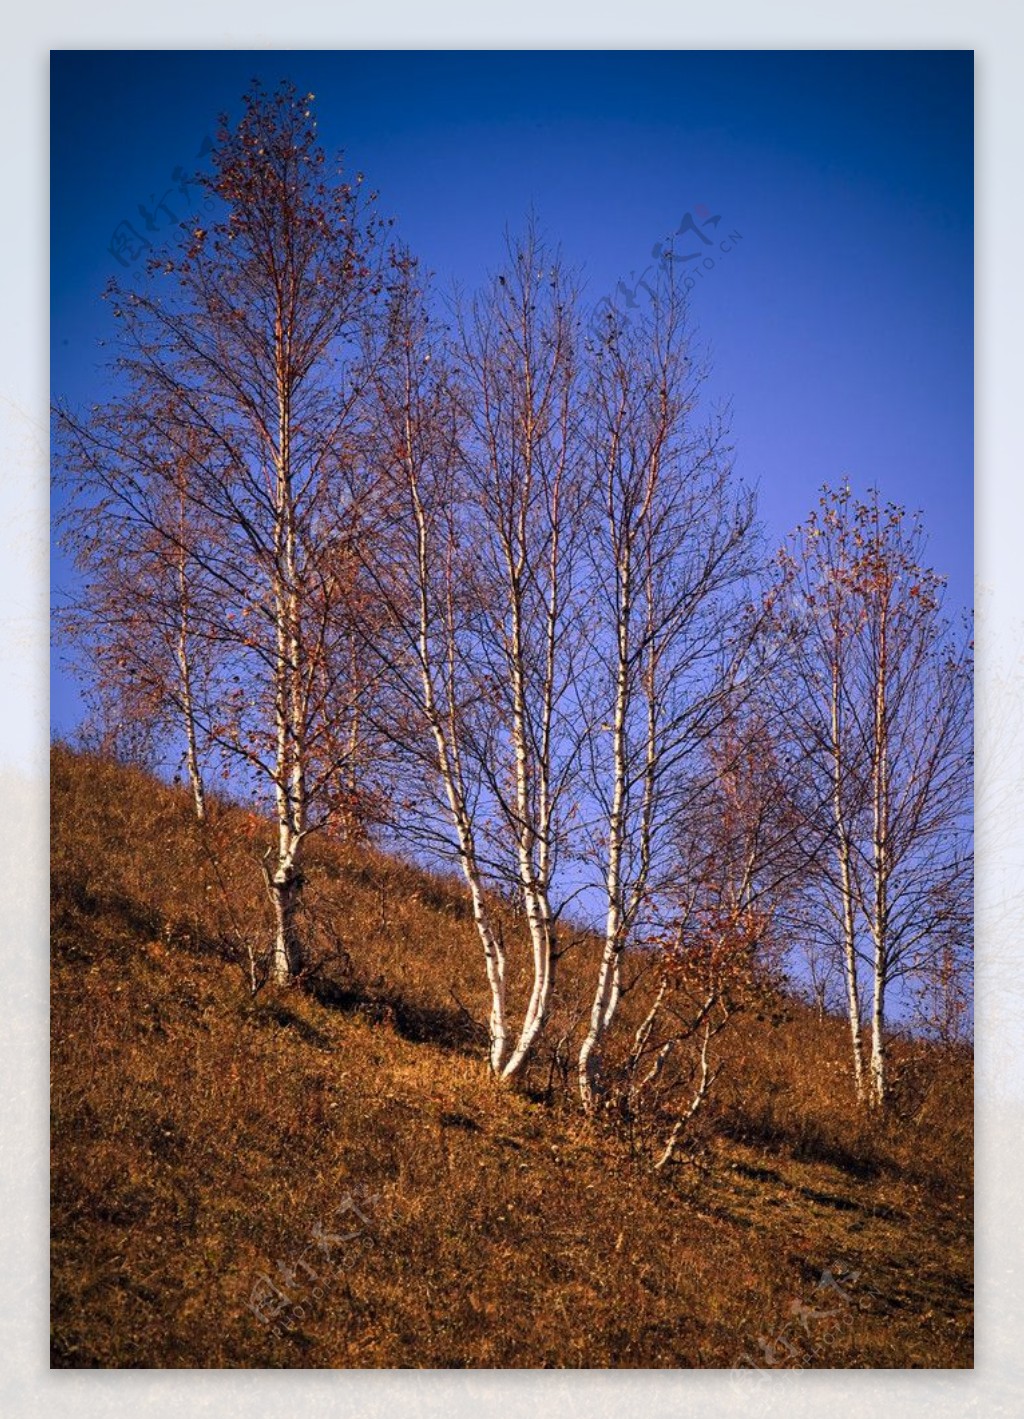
[51,744,972,1368]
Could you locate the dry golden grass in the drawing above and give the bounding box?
[51,744,972,1367]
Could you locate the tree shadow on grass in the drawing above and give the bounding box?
[52,875,228,967]
[714,1116,883,1182]
[307,972,488,1058]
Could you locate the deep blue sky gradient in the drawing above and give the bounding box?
[50,49,973,734]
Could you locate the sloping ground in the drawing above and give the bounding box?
[50,746,972,1367]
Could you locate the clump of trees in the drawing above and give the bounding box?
[54,82,972,1130]
[764,487,973,1105]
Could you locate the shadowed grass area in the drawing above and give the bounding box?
[50,744,972,1368]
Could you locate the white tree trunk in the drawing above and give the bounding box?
[494,365,561,1082]
[868,596,891,1108]
[407,451,509,1072]
[268,845,303,985]
[175,544,206,824]
[653,1015,719,1171]
[578,559,631,1114]
[269,337,307,986]
[831,656,866,1101]
[500,599,556,1080]
[869,971,886,1107]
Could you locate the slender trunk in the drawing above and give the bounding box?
[869,594,890,1108]
[831,651,866,1100]
[466,865,508,1075]
[653,1012,718,1171]
[270,319,306,985]
[501,442,564,1080]
[579,408,666,1115]
[813,978,826,1022]
[173,465,206,823]
[269,653,305,986]
[422,688,509,1071]
[419,642,510,1072]
[406,414,508,1071]
[579,539,631,1114]
[499,380,557,1081]
[181,690,206,823]
[870,971,886,1107]
[341,643,363,836]
[174,548,206,823]
[840,862,865,1101]
[268,850,304,983]
[501,610,555,1078]
[578,932,625,1112]
[625,978,669,1116]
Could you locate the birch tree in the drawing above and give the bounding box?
[55,82,385,983]
[453,228,590,1078]
[616,711,793,1167]
[360,236,588,1078]
[765,500,871,1099]
[769,485,973,1106]
[847,492,972,1105]
[575,286,758,1114]
[56,403,219,821]
[357,253,511,1070]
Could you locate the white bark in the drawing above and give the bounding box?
[452,235,575,1081]
[577,327,710,1115]
[773,487,972,1113]
[578,532,632,1111]
[830,653,866,1101]
[404,386,510,1072]
[268,318,308,985]
[173,471,206,824]
[868,584,891,1107]
[653,1014,721,1171]
[57,89,384,993]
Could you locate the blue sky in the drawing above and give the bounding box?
[50,49,973,735]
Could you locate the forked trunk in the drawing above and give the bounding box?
[499,921,555,1080]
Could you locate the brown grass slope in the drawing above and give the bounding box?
[50,744,972,1368]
